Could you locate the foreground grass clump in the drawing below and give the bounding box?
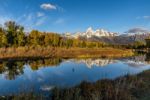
[51,70,150,100]
[0,47,134,60]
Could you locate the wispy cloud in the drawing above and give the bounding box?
[16,13,35,31]
[0,16,12,25]
[125,27,149,33]
[54,18,65,24]
[0,2,63,31]
[37,12,45,17]
[136,16,150,20]
[19,13,47,31]
[40,3,56,10]
[136,16,140,19]
[57,5,65,12]
[35,17,46,26]
[143,16,150,19]
[0,12,47,32]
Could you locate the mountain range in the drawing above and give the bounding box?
[63,27,150,44]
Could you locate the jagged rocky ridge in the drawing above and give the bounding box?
[63,27,150,44]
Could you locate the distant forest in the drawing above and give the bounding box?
[0,21,147,49]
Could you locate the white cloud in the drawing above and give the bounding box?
[37,12,45,17]
[40,3,56,10]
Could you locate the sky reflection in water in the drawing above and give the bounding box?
[0,56,150,96]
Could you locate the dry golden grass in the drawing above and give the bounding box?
[0,46,134,59]
[55,47,134,58]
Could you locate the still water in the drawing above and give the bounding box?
[0,55,150,96]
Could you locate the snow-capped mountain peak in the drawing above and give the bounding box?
[63,27,119,39]
[71,27,118,38]
[86,27,94,33]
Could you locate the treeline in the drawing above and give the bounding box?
[120,41,146,49]
[0,21,147,49]
[0,21,106,48]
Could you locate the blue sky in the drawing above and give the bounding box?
[0,0,150,33]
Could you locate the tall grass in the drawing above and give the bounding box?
[0,47,134,60]
[51,70,150,100]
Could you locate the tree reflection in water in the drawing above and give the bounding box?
[29,58,62,70]
[0,52,150,80]
[0,58,62,80]
[0,61,24,80]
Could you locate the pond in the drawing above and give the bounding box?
[0,54,150,96]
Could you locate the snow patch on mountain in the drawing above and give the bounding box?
[64,27,118,39]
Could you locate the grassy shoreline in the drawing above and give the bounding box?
[51,70,150,100]
[0,47,134,60]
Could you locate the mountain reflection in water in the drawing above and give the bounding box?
[71,59,116,68]
[0,54,150,96]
